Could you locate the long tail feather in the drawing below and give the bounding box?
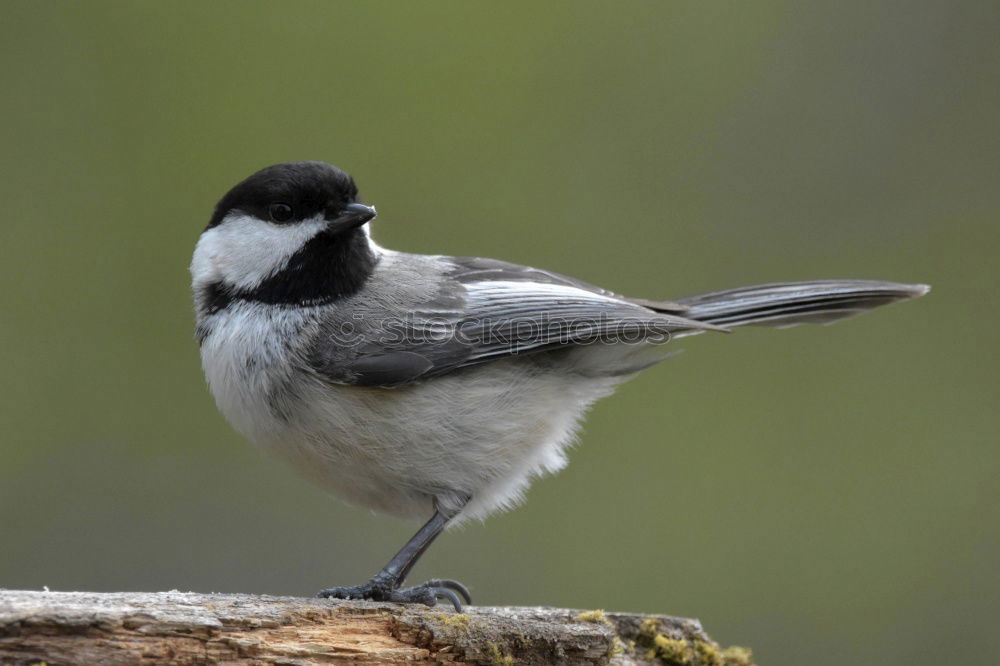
[672,280,929,329]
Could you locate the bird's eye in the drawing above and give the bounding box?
[268,202,294,222]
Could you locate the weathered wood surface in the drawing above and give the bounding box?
[0,590,754,665]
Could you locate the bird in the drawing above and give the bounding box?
[190,160,928,611]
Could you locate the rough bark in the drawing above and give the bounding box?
[0,590,754,665]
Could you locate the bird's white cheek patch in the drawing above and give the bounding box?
[190,213,327,291]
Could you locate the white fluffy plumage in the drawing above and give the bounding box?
[193,232,631,524]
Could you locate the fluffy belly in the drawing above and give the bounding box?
[201,307,659,525]
[260,358,624,524]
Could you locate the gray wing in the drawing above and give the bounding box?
[445,256,689,313]
[308,255,717,387]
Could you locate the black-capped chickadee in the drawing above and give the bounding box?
[191,161,928,611]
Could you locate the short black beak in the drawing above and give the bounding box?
[326,202,377,235]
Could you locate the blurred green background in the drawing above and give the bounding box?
[2,2,997,664]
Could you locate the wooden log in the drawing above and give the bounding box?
[0,590,754,665]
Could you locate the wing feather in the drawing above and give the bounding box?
[311,256,714,387]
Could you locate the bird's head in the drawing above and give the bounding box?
[191,161,378,314]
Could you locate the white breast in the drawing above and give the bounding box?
[198,293,634,527]
[198,303,315,445]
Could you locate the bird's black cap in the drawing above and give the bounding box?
[207,161,362,229]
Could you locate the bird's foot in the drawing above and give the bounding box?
[317,577,471,612]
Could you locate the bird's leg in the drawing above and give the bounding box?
[317,500,471,611]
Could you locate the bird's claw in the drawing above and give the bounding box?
[416,578,472,605]
[317,577,471,612]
